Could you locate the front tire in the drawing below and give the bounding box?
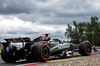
[79,41,92,56]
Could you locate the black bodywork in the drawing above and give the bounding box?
[0,34,92,63]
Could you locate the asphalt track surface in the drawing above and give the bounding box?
[0,50,100,66]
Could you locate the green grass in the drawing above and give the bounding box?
[0,47,2,51]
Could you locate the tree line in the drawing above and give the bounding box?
[65,16,100,46]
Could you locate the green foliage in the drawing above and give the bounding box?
[0,47,2,51]
[65,16,100,46]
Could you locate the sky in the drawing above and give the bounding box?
[0,0,100,41]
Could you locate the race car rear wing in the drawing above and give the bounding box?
[4,37,31,42]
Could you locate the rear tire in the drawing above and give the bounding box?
[32,44,50,62]
[79,41,92,56]
[1,48,16,63]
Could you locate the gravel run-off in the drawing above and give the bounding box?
[41,57,100,66]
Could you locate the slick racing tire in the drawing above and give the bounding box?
[32,44,50,62]
[79,41,92,56]
[1,48,16,63]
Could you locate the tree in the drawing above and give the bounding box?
[65,16,100,46]
[90,16,100,46]
[65,21,86,44]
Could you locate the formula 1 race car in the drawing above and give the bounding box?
[0,34,92,63]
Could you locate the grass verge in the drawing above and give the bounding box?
[0,47,2,51]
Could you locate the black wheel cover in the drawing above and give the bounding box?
[85,43,92,55]
[86,44,91,53]
[41,45,50,61]
[42,46,49,58]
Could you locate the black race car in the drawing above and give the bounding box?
[0,34,92,63]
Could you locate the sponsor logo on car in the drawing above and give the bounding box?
[58,44,70,49]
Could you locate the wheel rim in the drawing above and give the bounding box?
[42,46,49,58]
[86,44,91,53]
